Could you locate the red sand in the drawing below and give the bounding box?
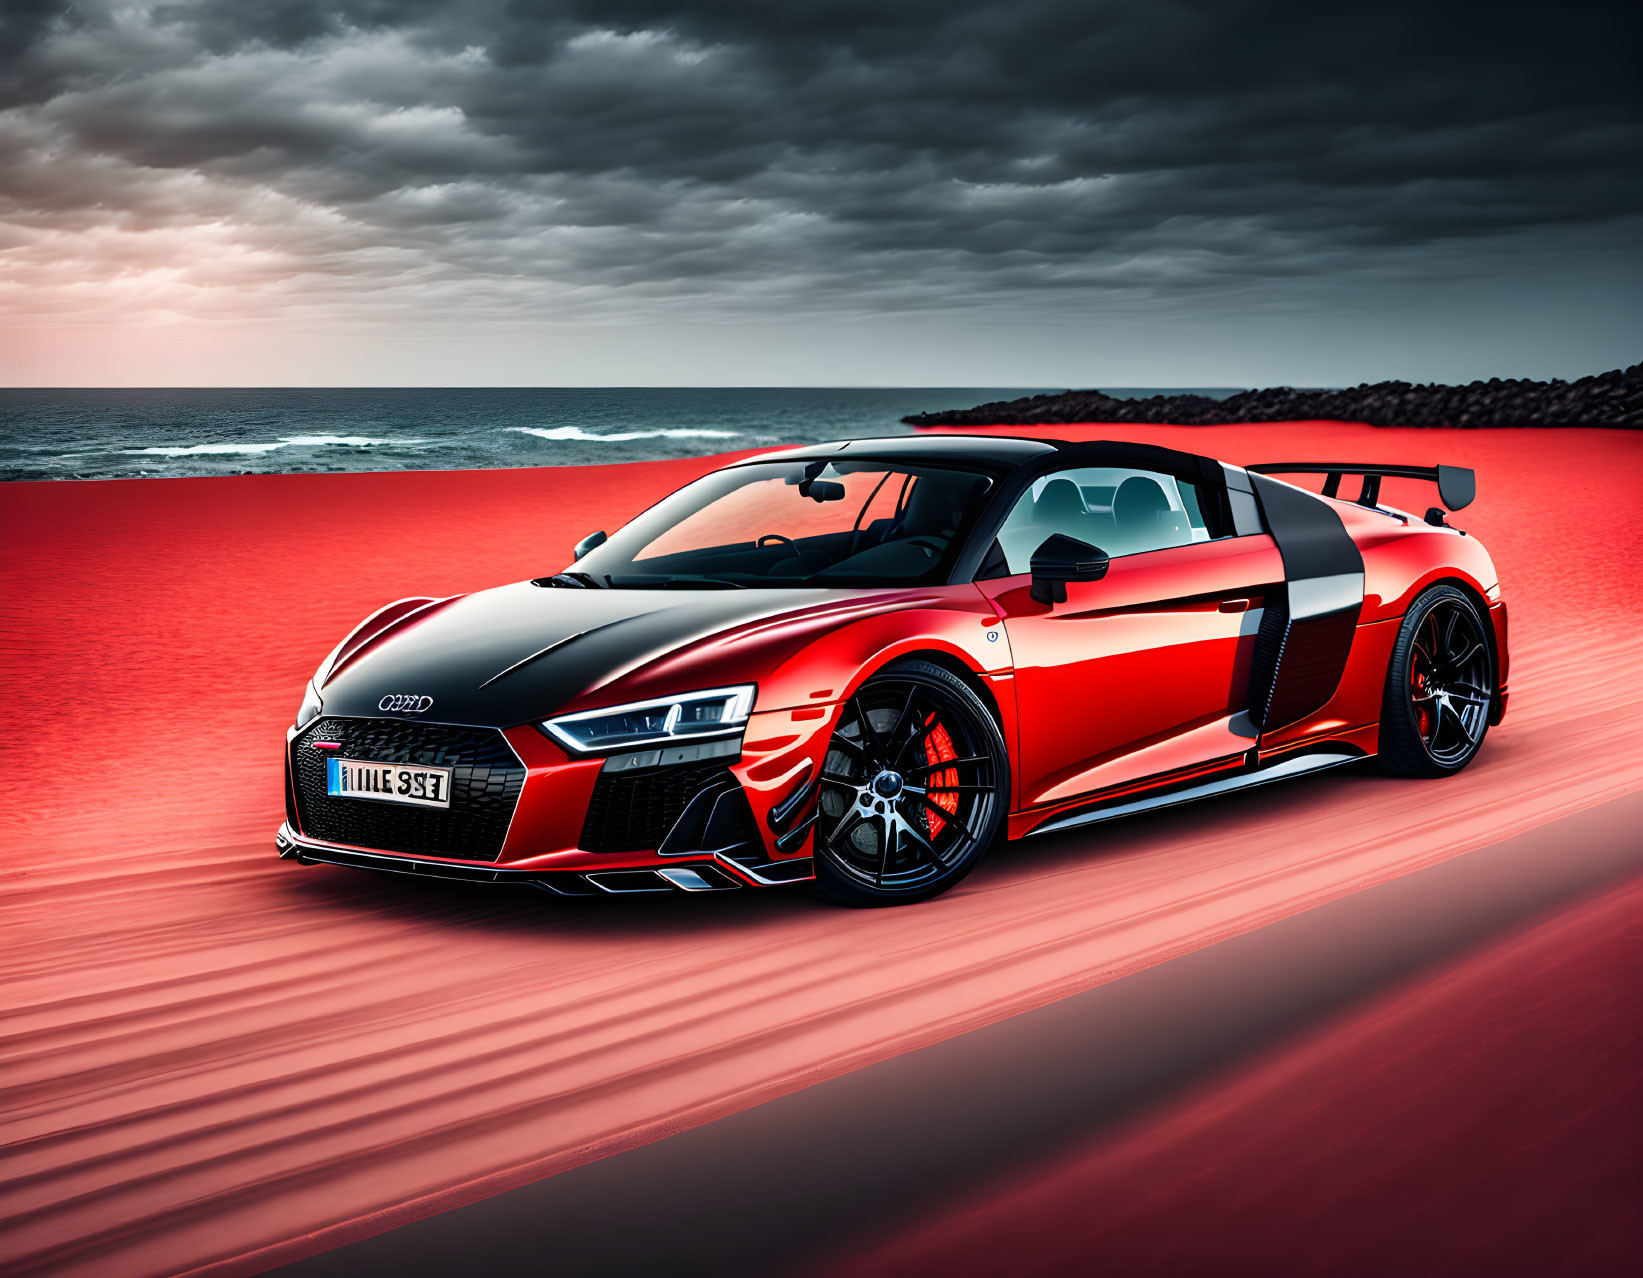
[2,424,1640,1275]
[834,870,1643,1278]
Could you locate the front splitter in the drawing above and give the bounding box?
[274,823,812,894]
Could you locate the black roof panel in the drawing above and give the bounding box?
[732,433,1059,469]
[733,433,1222,480]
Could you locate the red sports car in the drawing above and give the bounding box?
[277,435,1508,906]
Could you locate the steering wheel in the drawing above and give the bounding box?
[757,534,798,552]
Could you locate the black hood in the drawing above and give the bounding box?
[316,581,841,728]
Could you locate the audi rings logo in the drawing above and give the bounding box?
[379,693,435,715]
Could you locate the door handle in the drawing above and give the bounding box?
[1218,598,1253,613]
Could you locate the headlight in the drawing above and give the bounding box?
[541,685,755,755]
[295,680,324,730]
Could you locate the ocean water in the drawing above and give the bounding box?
[0,387,1239,482]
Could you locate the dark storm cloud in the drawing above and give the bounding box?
[2,0,1639,325]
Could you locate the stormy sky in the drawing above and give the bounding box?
[1,1,1638,387]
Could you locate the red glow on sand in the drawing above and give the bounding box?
[1,422,1639,1276]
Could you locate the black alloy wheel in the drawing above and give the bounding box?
[1380,584,1493,777]
[808,659,1009,907]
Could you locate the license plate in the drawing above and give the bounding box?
[326,757,452,808]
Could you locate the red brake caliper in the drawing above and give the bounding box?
[922,713,959,838]
[1412,666,1433,738]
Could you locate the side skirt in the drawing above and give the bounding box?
[1026,749,1367,838]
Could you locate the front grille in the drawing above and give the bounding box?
[581,761,733,853]
[291,717,525,862]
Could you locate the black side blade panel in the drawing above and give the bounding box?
[1246,592,1290,727]
[1248,474,1366,731]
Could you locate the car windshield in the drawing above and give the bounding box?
[571,459,994,588]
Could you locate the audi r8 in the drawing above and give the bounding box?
[277,435,1508,906]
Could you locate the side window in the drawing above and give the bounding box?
[992,466,1223,575]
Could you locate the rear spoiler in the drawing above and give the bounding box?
[1246,462,1475,512]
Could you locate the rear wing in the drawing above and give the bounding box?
[1246,462,1475,512]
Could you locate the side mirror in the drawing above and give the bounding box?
[573,529,607,561]
[1030,533,1108,604]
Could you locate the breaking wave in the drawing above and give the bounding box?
[124,435,424,457]
[509,425,741,443]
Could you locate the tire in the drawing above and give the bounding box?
[808,659,1010,907]
[1379,584,1493,777]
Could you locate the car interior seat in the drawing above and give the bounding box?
[818,471,977,579]
[898,472,967,542]
[1111,475,1187,554]
[1077,483,1118,545]
[999,476,1094,569]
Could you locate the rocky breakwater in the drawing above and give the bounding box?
[904,363,1641,429]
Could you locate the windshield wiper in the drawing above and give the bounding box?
[659,576,748,589]
[599,573,749,589]
[530,571,606,589]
